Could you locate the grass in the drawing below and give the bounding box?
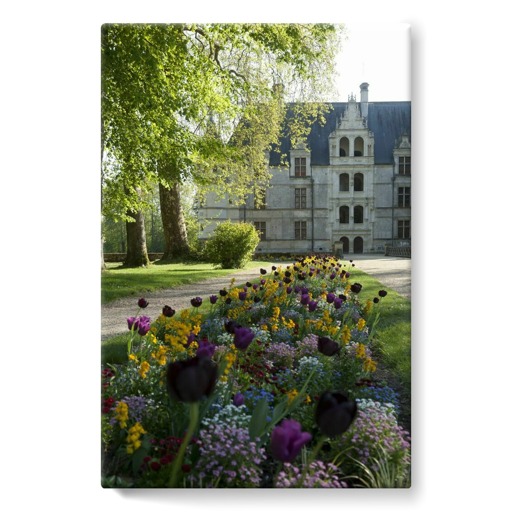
[347,267,411,429]
[101,260,275,304]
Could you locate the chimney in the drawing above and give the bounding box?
[360,82,369,118]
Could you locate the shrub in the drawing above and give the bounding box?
[204,221,260,269]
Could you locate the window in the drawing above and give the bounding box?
[398,187,411,207]
[339,173,349,191]
[254,222,266,241]
[354,137,364,156]
[339,206,349,223]
[354,205,364,223]
[398,220,410,239]
[295,188,306,209]
[354,173,364,191]
[399,156,411,175]
[294,157,306,177]
[294,221,307,240]
[339,137,349,157]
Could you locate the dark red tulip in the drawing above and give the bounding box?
[162,305,176,317]
[315,391,357,437]
[166,356,218,403]
[350,283,362,294]
[317,336,340,356]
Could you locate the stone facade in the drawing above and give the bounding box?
[198,84,411,255]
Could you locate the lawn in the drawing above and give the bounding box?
[101,260,276,304]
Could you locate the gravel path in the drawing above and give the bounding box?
[101,255,411,341]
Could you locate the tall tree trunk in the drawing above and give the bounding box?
[101,235,107,271]
[124,208,150,267]
[159,182,189,260]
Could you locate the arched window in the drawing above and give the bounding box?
[354,205,364,223]
[354,236,364,253]
[354,173,364,191]
[339,173,349,191]
[339,137,349,157]
[354,137,364,156]
[339,206,349,223]
[340,236,349,253]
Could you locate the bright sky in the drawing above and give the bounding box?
[332,22,411,102]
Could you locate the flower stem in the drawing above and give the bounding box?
[297,435,328,488]
[169,401,200,488]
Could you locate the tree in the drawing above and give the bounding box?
[101,24,343,265]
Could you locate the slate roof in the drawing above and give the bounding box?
[270,101,411,166]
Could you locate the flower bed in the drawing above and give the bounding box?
[101,255,411,488]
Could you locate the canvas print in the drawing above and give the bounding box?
[101,22,411,488]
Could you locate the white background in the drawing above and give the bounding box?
[1,1,510,510]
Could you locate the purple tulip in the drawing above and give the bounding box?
[308,300,318,312]
[300,294,310,306]
[233,392,245,407]
[127,316,138,331]
[286,286,293,294]
[219,289,228,297]
[209,295,218,304]
[233,326,255,350]
[260,268,267,275]
[190,297,203,307]
[326,292,336,303]
[137,316,151,336]
[333,298,343,309]
[270,419,312,463]
[196,339,216,359]
[138,297,148,308]
[238,291,247,301]
[162,305,175,317]
[378,290,388,297]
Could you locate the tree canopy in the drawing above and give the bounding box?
[101,23,344,219]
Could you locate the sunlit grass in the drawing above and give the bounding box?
[101,260,273,304]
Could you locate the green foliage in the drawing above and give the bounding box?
[204,221,260,269]
[101,23,343,220]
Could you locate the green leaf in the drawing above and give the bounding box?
[248,398,269,440]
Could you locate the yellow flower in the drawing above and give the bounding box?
[151,345,168,365]
[126,422,146,454]
[286,389,299,404]
[363,357,377,373]
[357,318,366,331]
[114,401,129,429]
[128,354,139,363]
[187,341,199,357]
[355,343,366,359]
[138,361,150,379]
[341,324,351,344]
